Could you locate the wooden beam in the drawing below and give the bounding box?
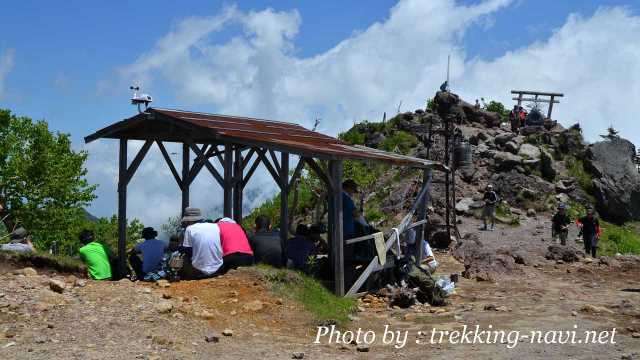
[327,160,344,296]
[117,139,128,279]
[186,145,215,185]
[302,157,334,190]
[288,158,305,189]
[242,154,262,187]
[223,142,233,218]
[511,90,564,97]
[188,142,224,186]
[181,143,190,215]
[242,148,256,169]
[511,97,560,104]
[256,149,283,189]
[269,149,282,174]
[279,152,290,262]
[124,140,153,185]
[233,147,244,223]
[415,169,431,265]
[156,141,182,188]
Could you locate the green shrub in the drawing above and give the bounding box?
[598,221,640,256]
[380,131,418,154]
[257,265,356,325]
[338,128,366,145]
[566,156,595,195]
[0,250,86,274]
[486,100,510,121]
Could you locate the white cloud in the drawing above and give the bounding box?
[457,6,640,146]
[0,49,15,98]
[88,0,640,227]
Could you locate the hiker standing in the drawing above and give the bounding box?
[576,208,601,258]
[510,105,520,132]
[482,184,499,231]
[551,204,571,245]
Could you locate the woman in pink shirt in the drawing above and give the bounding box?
[215,218,254,272]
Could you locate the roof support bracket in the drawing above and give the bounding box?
[288,157,305,189]
[188,141,224,186]
[302,157,334,190]
[124,140,153,186]
[156,140,183,188]
[256,148,283,189]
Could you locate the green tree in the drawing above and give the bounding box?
[486,100,509,121]
[87,215,144,255]
[0,109,97,252]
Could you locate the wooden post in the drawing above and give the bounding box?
[327,160,344,296]
[415,168,430,265]
[223,143,233,218]
[181,143,190,216]
[233,148,244,223]
[117,139,128,279]
[280,152,290,264]
[547,95,555,119]
[516,92,523,107]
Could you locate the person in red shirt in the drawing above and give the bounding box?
[215,217,254,272]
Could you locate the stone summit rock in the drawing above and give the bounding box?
[518,144,541,159]
[493,151,523,170]
[585,137,640,222]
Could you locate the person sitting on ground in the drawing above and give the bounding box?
[551,203,571,246]
[249,215,283,267]
[481,184,499,231]
[286,224,316,272]
[78,229,112,280]
[1,227,35,253]
[576,207,601,258]
[143,234,184,281]
[215,217,254,272]
[181,207,224,279]
[128,227,167,281]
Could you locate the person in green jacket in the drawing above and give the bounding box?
[78,229,112,280]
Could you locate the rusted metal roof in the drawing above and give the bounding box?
[85,108,443,169]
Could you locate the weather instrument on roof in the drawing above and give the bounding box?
[130,86,153,113]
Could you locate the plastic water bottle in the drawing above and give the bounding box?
[436,277,455,296]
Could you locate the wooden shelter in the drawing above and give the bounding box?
[85,108,443,296]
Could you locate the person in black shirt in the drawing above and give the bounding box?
[577,208,601,257]
[482,184,499,231]
[551,203,572,246]
[249,215,283,267]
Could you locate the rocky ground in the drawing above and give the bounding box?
[2,215,639,359]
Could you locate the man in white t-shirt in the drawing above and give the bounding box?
[181,207,223,279]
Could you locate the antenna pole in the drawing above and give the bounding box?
[446,54,450,85]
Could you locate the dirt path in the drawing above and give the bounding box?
[1,216,639,359]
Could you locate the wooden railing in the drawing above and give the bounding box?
[345,172,432,296]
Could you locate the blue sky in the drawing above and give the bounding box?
[1,0,639,226]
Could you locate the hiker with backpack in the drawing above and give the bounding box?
[576,207,602,258]
[551,203,571,245]
[481,184,499,231]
